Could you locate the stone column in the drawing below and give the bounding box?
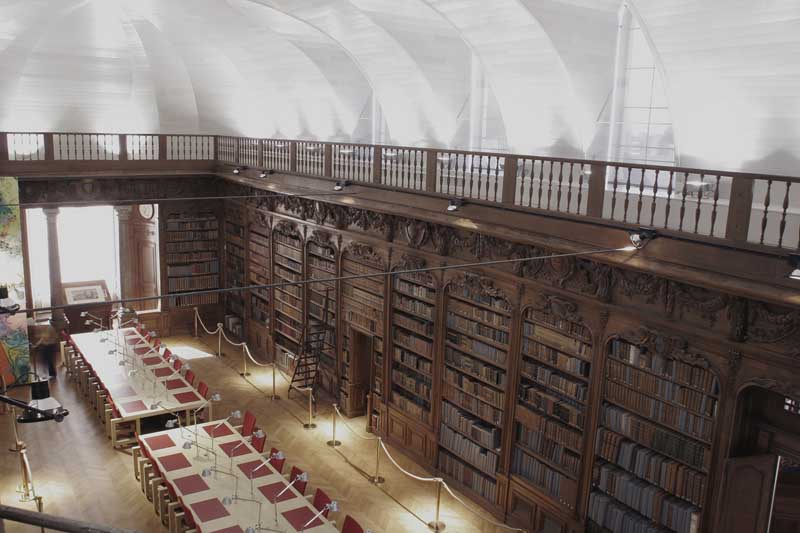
[43,208,67,331]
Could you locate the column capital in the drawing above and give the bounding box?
[42,207,60,217]
[114,205,134,221]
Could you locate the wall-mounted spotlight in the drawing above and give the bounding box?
[789,254,800,281]
[447,198,464,212]
[333,180,351,191]
[259,169,274,179]
[233,166,247,175]
[628,228,657,250]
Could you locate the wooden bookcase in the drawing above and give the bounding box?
[588,336,720,533]
[388,256,437,426]
[306,230,338,394]
[162,204,221,313]
[511,301,593,512]
[438,273,513,507]
[223,203,246,339]
[272,220,305,367]
[339,243,386,418]
[247,210,271,358]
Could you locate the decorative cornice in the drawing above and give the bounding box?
[448,272,512,312]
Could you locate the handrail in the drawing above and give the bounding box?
[2,131,799,251]
[0,503,138,532]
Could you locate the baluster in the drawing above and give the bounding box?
[563,162,574,213]
[465,154,474,199]
[622,167,633,222]
[678,172,689,231]
[664,170,674,221]
[536,160,546,209]
[576,164,585,214]
[649,170,660,226]
[694,173,705,234]
[760,179,773,245]
[710,175,722,237]
[636,169,646,224]
[545,161,555,210]
[526,159,536,208]
[492,156,500,201]
[554,162,564,211]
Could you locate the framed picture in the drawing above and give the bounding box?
[62,280,110,305]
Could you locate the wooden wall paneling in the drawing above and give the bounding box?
[271,218,305,370]
[245,206,272,361]
[305,228,339,395]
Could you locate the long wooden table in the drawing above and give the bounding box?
[70,328,208,446]
[140,420,339,533]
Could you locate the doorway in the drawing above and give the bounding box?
[348,327,373,416]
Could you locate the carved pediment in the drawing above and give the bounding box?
[529,293,584,326]
[448,273,512,312]
[616,327,711,369]
[393,254,435,286]
[308,229,336,251]
[344,242,385,269]
[273,219,301,240]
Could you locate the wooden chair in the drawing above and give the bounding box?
[169,496,198,533]
[236,410,256,437]
[184,369,196,387]
[288,466,307,495]
[312,488,332,517]
[172,358,183,371]
[251,429,266,453]
[105,399,136,448]
[341,515,364,533]
[270,447,285,474]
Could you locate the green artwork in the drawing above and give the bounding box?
[0,176,30,384]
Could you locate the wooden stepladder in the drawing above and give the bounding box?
[288,287,335,400]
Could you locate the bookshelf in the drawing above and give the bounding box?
[588,335,720,533]
[512,296,593,512]
[306,230,338,394]
[439,273,512,506]
[272,220,305,363]
[389,255,436,426]
[247,212,271,357]
[164,208,220,309]
[340,243,386,418]
[223,205,246,339]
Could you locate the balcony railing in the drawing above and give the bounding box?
[1,132,798,252]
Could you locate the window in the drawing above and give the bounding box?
[607,4,676,167]
[784,397,800,415]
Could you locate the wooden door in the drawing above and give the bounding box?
[718,455,781,533]
[124,204,160,311]
[349,328,373,415]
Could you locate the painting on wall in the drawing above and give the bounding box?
[0,176,30,385]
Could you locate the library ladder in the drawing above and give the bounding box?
[288,287,335,400]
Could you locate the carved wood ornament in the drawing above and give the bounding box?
[615,326,714,371]
[344,242,385,269]
[448,273,512,312]
[393,254,436,287]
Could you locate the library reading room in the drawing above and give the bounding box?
[0,2,799,533]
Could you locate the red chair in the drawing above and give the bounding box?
[172,358,183,371]
[289,466,307,495]
[239,410,256,437]
[341,515,364,533]
[270,448,285,474]
[184,369,196,386]
[312,488,332,517]
[251,429,266,453]
[197,381,209,399]
[162,348,172,362]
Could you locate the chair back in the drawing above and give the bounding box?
[172,358,182,371]
[289,466,307,495]
[312,488,332,516]
[251,429,266,453]
[341,515,364,533]
[241,410,257,437]
[184,369,196,386]
[197,381,209,399]
[162,348,172,361]
[270,447,285,474]
[177,496,197,529]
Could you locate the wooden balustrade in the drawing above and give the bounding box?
[2,131,799,252]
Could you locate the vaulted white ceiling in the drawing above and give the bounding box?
[0,0,798,175]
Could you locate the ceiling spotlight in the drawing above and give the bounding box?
[447,198,464,212]
[333,180,351,191]
[788,254,800,281]
[628,228,657,250]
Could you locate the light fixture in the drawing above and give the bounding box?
[6,380,70,423]
[628,228,657,250]
[447,198,463,212]
[182,441,193,450]
[333,180,351,191]
[789,254,800,281]
[166,419,179,429]
[222,496,233,506]
[210,392,222,402]
[232,167,241,174]
[259,169,274,178]
[0,286,20,316]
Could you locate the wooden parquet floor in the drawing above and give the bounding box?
[0,333,516,533]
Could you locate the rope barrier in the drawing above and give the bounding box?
[194,308,272,367]
[378,440,438,482]
[333,404,378,441]
[440,481,527,532]
[194,310,222,336]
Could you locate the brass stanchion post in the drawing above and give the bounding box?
[370,437,385,484]
[239,345,250,377]
[303,389,316,429]
[427,478,446,531]
[326,404,341,447]
[270,364,280,400]
[193,308,198,338]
